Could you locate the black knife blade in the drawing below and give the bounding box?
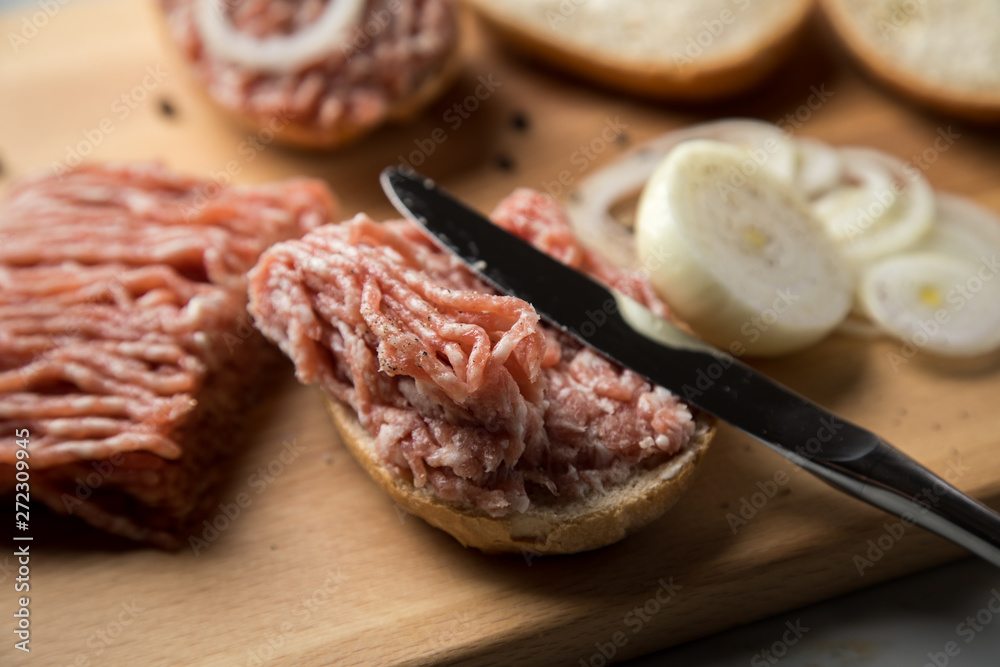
[380,166,1000,567]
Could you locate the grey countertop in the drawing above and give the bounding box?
[630,556,999,666]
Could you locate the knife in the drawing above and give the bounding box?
[380,166,1000,567]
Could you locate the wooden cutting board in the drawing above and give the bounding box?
[3,1,1000,665]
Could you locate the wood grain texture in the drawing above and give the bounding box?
[2,1,1000,665]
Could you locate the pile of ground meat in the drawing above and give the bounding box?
[161,0,458,141]
[0,163,336,546]
[249,188,696,516]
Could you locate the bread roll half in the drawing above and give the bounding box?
[327,398,716,555]
[461,0,813,100]
[821,0,1000,121]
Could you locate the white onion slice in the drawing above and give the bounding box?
[635,140,853,357]
[859,252,1000,357]
[811,148,935,265]
[566,119,799,267]
[194,0,365,72]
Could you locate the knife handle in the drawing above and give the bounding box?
[770,436,1000,567]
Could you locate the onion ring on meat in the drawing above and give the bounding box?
[194,0,366,72]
